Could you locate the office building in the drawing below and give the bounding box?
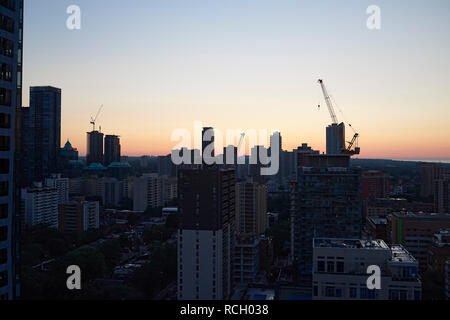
[427,229,450,276]
[420,163,445,198]
[86,130,103,165]
[21,184,59,229]
[58,198,99,234]
[291,154,362,284]
[313,238,421,300]
[364,197,433,218]
[387,212,450,271]
[178,166,235,300]
[434,175,450,213]
[367,216,388,243]
[362,171,390,201]
[133,173,163,211]
[326,123,345,155]
[104,134,120,166]
[22,86,61,185]
[45,173,69,204]
[233,181,267,285]
[0,0,23,300]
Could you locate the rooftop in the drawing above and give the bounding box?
[314,238,389,250]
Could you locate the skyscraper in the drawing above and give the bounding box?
[22,86,61,185]
[104,134,120,166]
[291,154,362,285]
[0,0,23,300]
[326,123,345,155]
[420,163,445,198]
[86,130,104,165]
[178,166,235,300]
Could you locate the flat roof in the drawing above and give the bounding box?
[314,238,389,250]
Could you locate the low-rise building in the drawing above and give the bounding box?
[313,238,421,300]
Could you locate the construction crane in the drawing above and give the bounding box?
[317,79,360,155]
[90,104,103,131]
[237,132,245,150]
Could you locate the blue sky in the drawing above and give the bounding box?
[22,0,450,157]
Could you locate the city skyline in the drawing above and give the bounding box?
[23,0,450,158]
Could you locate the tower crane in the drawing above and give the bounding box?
[317,79,360,155]
[90,104,103,131]
[237,132,245,150]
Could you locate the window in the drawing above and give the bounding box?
[318,260,325,272]
[0,248,6,264]
[313,285,318,296]
[0,88,11,106]
[414,290,421,300]
[360,288,367,299]
[0,113,10,128]
[0,136,9,151]
[389,289,399,300]
[325,286,335,297]
[0,63,11,81]
[349,287,357,298]
[336,288,342,298]
[336,261,344,273]
[0,37,13,57]
[0,181,7,196]
[0,0,16,11]
[0,14,13,33]
[0,159,8,174]
[368,289,376,300]
[0,271,7,287]
[327,261,335,273]
[399,290,407,300]
[0,225,7,241]
[0,204,6,218]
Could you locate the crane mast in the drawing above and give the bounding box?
[317,79,360,155]
[318,79,338,125]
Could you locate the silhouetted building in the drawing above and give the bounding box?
[0,0,23,300]
[362,171,390,201]
[388,212,450,271]
[104,134,120,166]
[326,123,345,155]
[22,86,61,185]
[86,130,104,165]
[178,166,235,300]
[291,154,362,285]
[313,238,421,300]
[434,174,450,213]
[420,163,445,198]
[58,197,99,234]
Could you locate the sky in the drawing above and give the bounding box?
[22,0,450,159]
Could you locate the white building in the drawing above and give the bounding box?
[45,173,69,204]
[133,173,162,211]
[21,185,59,229]
[313,238,421,300]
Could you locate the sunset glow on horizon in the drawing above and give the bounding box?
[23,0,450,159]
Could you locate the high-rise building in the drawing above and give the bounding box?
[21,184,59,229]
[420,163,445,198]
[0,0,23,300]
[104,134,120,166]
[291,154,362,285]
[427,229,450,276]
[434,174,450,213]
[58,198,99,234]
[178,166,235,300]
[312,238,421,300]
[387,212,450,271]
[45,173,69,204]
[326,123,345,155]
[86,130,104,165]
[133,173,163,211]
[22,86,61,185]
[234,181,267,285]
[362,171,390,201]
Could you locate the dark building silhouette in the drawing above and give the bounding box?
[291,154,362,285]
[104,134,120,166]
[86,130,103,165]
[177,164,235,300]
[22,86,61,185]
[1,0,23,300]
